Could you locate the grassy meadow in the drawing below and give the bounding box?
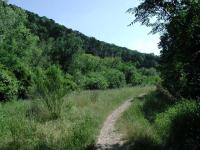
[0,86,154,150]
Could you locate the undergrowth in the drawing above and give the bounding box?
[117,89,200,150]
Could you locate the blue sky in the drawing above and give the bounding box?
[9,0,160,55]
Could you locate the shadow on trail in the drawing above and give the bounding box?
[87,137,162,150]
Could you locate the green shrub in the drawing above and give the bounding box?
[69,53,102,74]
[142,75,161,85]
[101,57,122,69]
[130,71,144,86]
[0,65,18,101]
[11,62,34,99]
[166,104,200,150]
[140,68,158,76]
[155,100,200,149]
[130,68,160,86]
[34,65,69,119]
[64,73,78,91]
[119,63,137,84]
[84,72,108,90]
[103,69,126,88]
[72,71,86,89]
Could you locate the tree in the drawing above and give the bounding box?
[129,0,200,98]
[159,6,200,98]
[0,1,40,67]
[49,33,83,71]
[0,1,41,99]
[128,0,199,33]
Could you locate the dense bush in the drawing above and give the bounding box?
[166,105,200,150]
[11,62,33,99]
[142,75,160,85]
[0,1,40,101]
[155,100,200,149]
[69,53,102,74]
[72,71,86,89]
[118,63,137,84]
[0,65,18,101]
[104,69,126,88]
[84,72,108,90]
[130,71,143,86]
[140,68,158,76]
[101,57,122,69]
[64,73,78,91]
[129,68,160,86]
[69,53,159,89]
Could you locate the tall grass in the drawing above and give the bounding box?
[0,86,153,150]
[116,96,161,150]
[117,89,200,150]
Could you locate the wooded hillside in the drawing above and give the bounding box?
[0,2,160,102]
[25,10,159,69]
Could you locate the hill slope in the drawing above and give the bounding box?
[25,9,159,68]
[0,2,160,102]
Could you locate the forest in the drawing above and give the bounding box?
[0,0,200,150]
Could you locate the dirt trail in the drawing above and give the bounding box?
[96,99,133,150]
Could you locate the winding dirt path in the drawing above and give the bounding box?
[96,99,133,150]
